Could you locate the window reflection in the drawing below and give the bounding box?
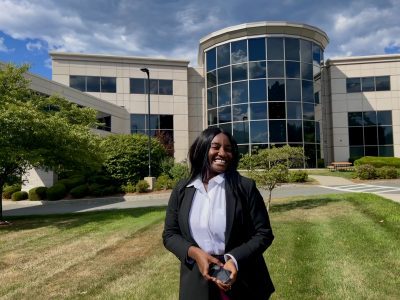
[218,84,231,106]
[301,63,313,80]
[267,38,284,60]
[286,79,301,101]
[207,71,216,88]
[218,66,231,85]
[250,120,268,143]
[268,61,284,78]
[250,79,267,102]
[231,40,248,64]
[233,122,249,144]
[288,120,302,142]
[232,63,248,82]
[217,44,230,67]
[303,103,315,120]
[249,38,266,61]
[269,102,286,119]
[207,48,216,71]
[300,40,312,63]
[218,106,232,123]
[250,102,268,120]
[269,120,286,142]
[302,80,314,102]
[249,61,266,79]
[287,102,302,119]
[286,61,300,78]
[285,38,300,61]
[232,81,248,104]
[232,104,249,121]
[207,88,217,108]
[268,79,285,101]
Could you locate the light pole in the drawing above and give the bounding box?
[140,68,151,177]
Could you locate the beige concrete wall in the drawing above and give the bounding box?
[188,67,205,147]
[328,57,400,161]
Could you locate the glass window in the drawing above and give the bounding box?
[375,76,390,91]
[217,43,230,68]
[250,121,268,143]
[250,102,268,120]
[286,61,300,78]
[208,109,218,125]
[70,75,85,91]
[379,145,394,156]
[361,77,374,92]
[285,38,300,61]
[249,61,266,79]
[349,127,364,145]
[303,121,315,143]
[207,88,217,109]
[219,123,232,135]
[249,79,266,102]
[300,40,312,63]
[101,77,116,93]
[267,61,284,78]
[218,66,231,85]
[303,103,315,120]
[378,126,393,144]
[350,146,364,159]
[146,79,158,94]
[232,104,249,121]
[364,126,378,145]
[249,38,266,61]
[160,115,173,129]
[363,111,376,125]
[269,120,286,143]
[346,78,361,93]
[287,102,302,119]
[130,114,145,132]
[267,38,284,60]
[268,79,285,101]
[377,111,392,125]
[232,81,248,104]
[218,84,231,106]
[233,122,249,144]
[207,71,217,88]
[302,80,314,102]
[149,115,159,129]
[238,145,249,155]
[348,112,363,126]
[301,63,313,80]
[231,40,247,64]
[314,92,320,104]
[304,144,316,168]
[316,122,321,143]
[313,44,321,65]
[206,48,216,72]
[288,120,302,142]
[159,80,173,95]
[232,63,248,82]
[86,76,100,92]
[286,79,301,101]
[365,146,378,156]
[269,102,286,119]
[218,106,232,123]
[130,78,145,94]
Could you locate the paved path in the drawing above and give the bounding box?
[3,175,400,217]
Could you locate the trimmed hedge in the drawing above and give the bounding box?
[47,183,67,201]
[376,166,398,179]
[288,170,308,183]
[356,164,377,180]
[354,156,400,168]
[2,184,21,199]
[29,186,48,201]
[70,184,89,199]
[12,191,28,201]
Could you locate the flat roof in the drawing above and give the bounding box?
[326,53,400,65]
[198,21,329,66]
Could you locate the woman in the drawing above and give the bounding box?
[163,127,275,300]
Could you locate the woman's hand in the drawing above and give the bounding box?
[188,246,223,281]
[214,259,237,292]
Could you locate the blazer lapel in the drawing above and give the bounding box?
[179,186,197,243]
[224,183,236,246]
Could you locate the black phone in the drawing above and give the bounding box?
[208,264,232,284]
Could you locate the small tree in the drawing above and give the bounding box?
[246,145,305,211]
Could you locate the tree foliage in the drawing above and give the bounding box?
[100,134,167,185]
[0,63,103,220]
[241,145,305,211]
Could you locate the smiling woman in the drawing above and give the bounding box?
[163,127,275,300]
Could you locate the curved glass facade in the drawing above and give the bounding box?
[205,36,324,167]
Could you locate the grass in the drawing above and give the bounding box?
[308,169,356,179]
[0,194,399,299]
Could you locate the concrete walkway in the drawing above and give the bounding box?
[308,175,354,186]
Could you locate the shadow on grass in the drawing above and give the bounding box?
[0,206,167,232]
[270,197,343,213]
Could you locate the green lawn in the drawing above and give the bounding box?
[307,169,356,179]
[0,194,399,299]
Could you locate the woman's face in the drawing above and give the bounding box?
[207,133,233,178]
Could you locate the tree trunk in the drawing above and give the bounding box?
[0,182,3,220]
[267,190,272,211]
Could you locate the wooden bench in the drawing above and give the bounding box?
[329,162,354,172]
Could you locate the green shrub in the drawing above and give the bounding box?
[354,156,400,168]
[12,191,28,201]
[136,180,149,193]
[356,164,377,180]
[2,184,21,199]
[169,162,189,181]
[288,170,309,182]
[376,166,398,179]
[88,184,116,197]
[70,184,89,199]
[121,182,136,193]
[46,183,67,201]
[155,175,173,191]
[29,186,48,201]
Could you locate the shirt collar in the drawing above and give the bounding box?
[187,173,225,189]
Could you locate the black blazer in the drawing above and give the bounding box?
[162,174,275,300]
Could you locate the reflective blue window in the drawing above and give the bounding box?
[207,48,216,71]
[219,123,232,135]
[288,120,302,142]
[232,63,248,82]
[249,61,266,79]
[249,38,266,61]
[377,111,392,125]
[286,79,301,101]
[232,104,249,121]
[250,102,268,120]
[250,121,268,143]
[363,111,377,125]
[303,103,315,120]
[267,38,284,60]
[269,102,286,119]
[87,76,100,92]
[268,79,285,101]
[348,112,363,126]
[217,44,230,67]
[287,102,302,119]
[233,122,249,144]
[286,61,300,78]
[302,80,314,102]
[249,79,266,102]
[207,71,216,88]
[232,81,248,104]
[218,106,232,123]
[208,109,218,125]
[218,84,231,106]
[312,44,321,65]
[207,88,217,108]
[70,75,86,91]
[303,121,315,142]
[301,40,312,63]
[269,120,286,142]
[285,38,300,61]
[267,61,284,78]
[231,40,248,64]
[218,66,231,85]
[301,63,313,80]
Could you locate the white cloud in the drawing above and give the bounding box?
[26,41,44,51]
[0,37,9,52]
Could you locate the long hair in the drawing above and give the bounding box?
[188,127,240,184]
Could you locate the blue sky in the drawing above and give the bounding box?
[0,0,399,79]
